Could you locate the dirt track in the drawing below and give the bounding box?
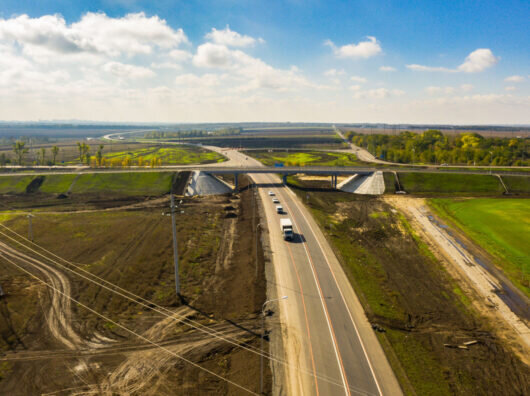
[0,176,270,395]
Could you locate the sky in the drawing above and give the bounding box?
[0,0,528,124]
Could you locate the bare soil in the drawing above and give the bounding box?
[0,175,269,395]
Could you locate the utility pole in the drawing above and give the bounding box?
[170,194,180,295]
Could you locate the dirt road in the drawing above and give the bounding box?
[386,196,530,354]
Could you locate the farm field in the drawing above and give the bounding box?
[165,131,347,149]
[429,198,530,298]
[81,145,226,166]
[0,175,269,395]
[0,141,225,166]
[245,149,362,166]
[287,178,530,395]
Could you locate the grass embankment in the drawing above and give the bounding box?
[289,184,530,395]
[502,175,530,193]
[0,172,174,197]
[97,145,226,166]
[429,198,530,298]
[39,174,78,194]
[393,172,504,195]
[71,172,173,196]
[0,176,36,194]
[246,150,362,167]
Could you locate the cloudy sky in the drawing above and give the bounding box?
[0,0,528,124]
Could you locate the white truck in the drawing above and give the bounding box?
[280,218,294,241]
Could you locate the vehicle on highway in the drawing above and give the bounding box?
[280,218,294,241]
[276,205,283,214]
[268,191,275,196]
[272,198,279,204]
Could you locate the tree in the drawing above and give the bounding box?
[77,142,83,162]
[40,148,46,165]
[96,144,104,166]
[13,141,28,165]
[51,145,59,165]
[77,142,90,163]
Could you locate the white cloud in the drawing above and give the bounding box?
[175,73,221,88]
[205,26,263,47]
[151,62,181,70]
[504,75,524,83]
[379,66,396,72]
[103,61,155,78]
[193,42,234,68]
[350,76,367,83]
[505,86,516,91]
[426,84,475,95]
[406,64,455,72]
[349,85,362,91]
[324,68,345,77]
[193,42,315,92]
[353,88,404,99]
[457,49,499,73]
[0,12,188,59]
[325,36,382,59]
[426,86,455,95]
[407,48,499,73]
[169,49,192,62]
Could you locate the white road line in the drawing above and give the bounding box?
[285,186,384,396]
[268,176,351,396]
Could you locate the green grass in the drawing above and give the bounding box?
[398,173,503,194]
[246,150,362,167]
[429,198,530,298]
[71,172,173,196]
[502,175,530,193]
[39,174,78,194]
[69,145,226,165]
[0,176,35,194]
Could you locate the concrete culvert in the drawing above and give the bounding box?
[338,171,385,195]
[186,171,233,196]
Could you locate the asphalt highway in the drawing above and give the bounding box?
[224,150,401,395]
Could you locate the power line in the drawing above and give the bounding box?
[0,253,258,395]
[0,223,350,390]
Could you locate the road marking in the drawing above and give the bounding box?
[268,176,350,396]
[284,239,320,395]
[285,186,384,396]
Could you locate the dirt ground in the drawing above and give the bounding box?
[0,175,270,395]
[287,176,529,395]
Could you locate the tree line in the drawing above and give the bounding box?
[344,130,529,166]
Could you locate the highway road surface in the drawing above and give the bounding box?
[226,150,401,395]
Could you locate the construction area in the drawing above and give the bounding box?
[0,173,270,395]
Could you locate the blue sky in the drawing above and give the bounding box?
[0,0,528,123]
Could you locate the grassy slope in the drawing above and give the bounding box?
[72,172,173,196]
[398,173,503,194]
[502,175,530,193]
[246,150,361,166]
[429,198,530,298]
[0,176,35,194]
[39,174,78,194]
